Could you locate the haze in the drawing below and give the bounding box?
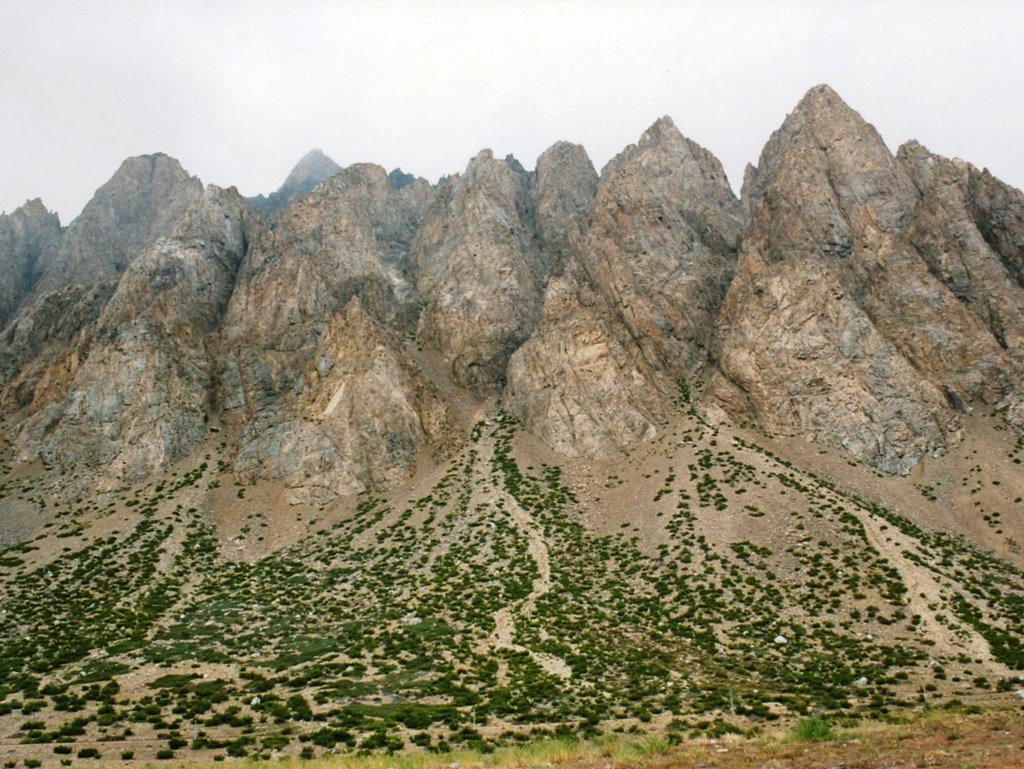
[3,0,1022,221]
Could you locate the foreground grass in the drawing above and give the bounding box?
[131,706,1024,769]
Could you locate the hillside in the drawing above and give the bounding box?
[0,85,1022,765]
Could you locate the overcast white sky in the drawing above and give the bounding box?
[2,0,1022,221]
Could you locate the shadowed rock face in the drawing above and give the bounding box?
[412,150,549,396]
[0,155,205,419]
[0,199,62,327]
[532,141,599,271]
[506,117,743,457]
[710,85,1024,472]
[36,153,204,294]
[247,148,342,217]
[12,186,255,480]
[3,86,1024,495]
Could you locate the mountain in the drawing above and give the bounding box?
[0,85,1022,766]
[711,85,1024,473]
[246,148,342,216]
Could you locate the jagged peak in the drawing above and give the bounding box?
[638,115,682,146]
[780,83,875,140]
[746,83,905,210]
[536,141,593,169]
[794,83,844,109]
[113,152,193,179]
[280,149,341,190]
[504,154,526,174]
[4,198,58,224]
[464,149,521,182]
[387,168,416,190]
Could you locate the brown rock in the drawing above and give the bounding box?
[13,186,254,479]
[413,150,547,395]
[507,117,742,457]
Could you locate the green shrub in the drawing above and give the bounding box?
[792,717,833,742]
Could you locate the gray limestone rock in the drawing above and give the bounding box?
[13,185,255,479]
[247,148,342,217]
[0,199,62,327]
[412,150,547,395]
[507,117,743,457]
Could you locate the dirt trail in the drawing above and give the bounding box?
[475,430,571,680]
[853,502,1009,674]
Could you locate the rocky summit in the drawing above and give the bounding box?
[0,85,1022,766]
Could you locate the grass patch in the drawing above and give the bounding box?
[791,716,833,742]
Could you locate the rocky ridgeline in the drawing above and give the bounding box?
[2,85,1023,498]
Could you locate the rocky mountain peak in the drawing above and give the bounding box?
[280,148,341,192]
[412,145,545,395]
[792,82,846,114]
[34,152,204,294]
[2,84,1023,502]
[532,141,598,266]
[8,197,53,220]
[637,114,680,146]
[710,85,1024,474]
[0,199,63,326]
[387,168,416,189]
[248,148,341,217]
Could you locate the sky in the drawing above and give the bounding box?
[2,0,1023,222]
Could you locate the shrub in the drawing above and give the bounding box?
[792,717,833,742]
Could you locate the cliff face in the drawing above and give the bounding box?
[0,199,62,327]
[35,153,204,295]
[710,85,1024,473]
[412,150,549,395]
[2,85,1023,497]
[506,117,743,457]
[12,186,254,480]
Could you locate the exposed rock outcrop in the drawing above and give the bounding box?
[0,199,62,327]
[532,142,598,270]
[220,163,432,421]
[413,150,547,395]
[35,153,204,294]
[507,118,743,457]
[710,85,1024,472]
[247,148,341,217]
[13,185,254,479]
[4,86,1023,495]
[235,298,456,504]
[221,163,450,500]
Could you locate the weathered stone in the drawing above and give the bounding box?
[0,199,62,326]
[507,117,742,457]
[234,298,456,503]
[13,186,253,479]
[247,148,342,217]
[35,153,203,294]
[708,85,1008,472]
[413,150,547,395]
